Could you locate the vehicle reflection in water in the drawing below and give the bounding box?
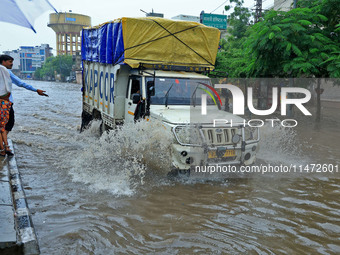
[10,81,340,254]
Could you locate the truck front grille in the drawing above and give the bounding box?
[201,128,238,145]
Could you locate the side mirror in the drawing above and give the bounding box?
[132,94,141,104]
[147,81,155,96]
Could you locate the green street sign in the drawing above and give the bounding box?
[200,13,227,30]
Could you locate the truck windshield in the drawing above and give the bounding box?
[147,77,216,105]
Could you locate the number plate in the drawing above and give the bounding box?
[208,149,236,159]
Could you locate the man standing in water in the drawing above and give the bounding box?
[0,55,48,138]
[0,61,13,156]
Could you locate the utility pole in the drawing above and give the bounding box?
[254,0,263,23]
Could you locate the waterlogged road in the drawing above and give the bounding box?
[10,81,340,254]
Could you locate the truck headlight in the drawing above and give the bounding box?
[173,126,201,146]
[232,134,240,144]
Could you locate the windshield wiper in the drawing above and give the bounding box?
[165,83,174,107]
[191,84,199,107]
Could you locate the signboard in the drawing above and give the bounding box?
[200,12,227,30]
[66,17,76,22]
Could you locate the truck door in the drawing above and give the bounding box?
[125,76,142,123]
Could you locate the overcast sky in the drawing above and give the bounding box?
[0,0,274,54]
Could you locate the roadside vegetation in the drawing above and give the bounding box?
[34,55,74,82]
[212,0,339,122]
[213,0,340,78]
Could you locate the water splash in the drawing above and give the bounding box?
[257,122,310,165]
[66,119,173,196]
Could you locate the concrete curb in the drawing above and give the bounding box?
[0,159,18,254]
[7,140,40,255]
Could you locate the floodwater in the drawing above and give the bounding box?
[9,80,340,254]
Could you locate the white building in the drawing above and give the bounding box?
[171,14,200,23]
[273,0,294,11]
[2,50,20,70]
[19,44,52,78]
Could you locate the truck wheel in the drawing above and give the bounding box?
[80,111,93,132]
[167,169,190,179]
[100,122,109,135]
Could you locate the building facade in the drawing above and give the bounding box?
[2,44,52,78]
[171,14,200,23]
[19,44,52,78]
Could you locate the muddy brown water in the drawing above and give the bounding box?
[9,81,340,254]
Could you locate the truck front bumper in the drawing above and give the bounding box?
[171,143,258,170]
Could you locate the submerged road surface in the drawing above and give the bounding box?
[10,80,340,254]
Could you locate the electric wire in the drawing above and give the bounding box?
[210,0,229,13]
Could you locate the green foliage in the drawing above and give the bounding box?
[214,37,249,78]
[298,0,340,40]
[242,3,340,78]
[225,0,253,39]
[212,0,252,78]
[34,55,74,81]
[298,19,313,26]
[213,0,340,78]
[322,51,340,77]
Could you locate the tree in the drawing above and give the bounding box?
[226,0,253,40]
[34,67,42,80]
[212,0,252,78]
[34,55,74,81]
[297,0,340,43]
[213,0,339,122]
[242,8,339,78]
[240,1,339,122]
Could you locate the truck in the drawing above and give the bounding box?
[80,17,259,174]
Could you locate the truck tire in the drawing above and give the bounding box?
[80,110,93,132]
[100,122,110,135]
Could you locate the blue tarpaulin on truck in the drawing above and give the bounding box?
[82,22,125,64]
[82,17,220,70]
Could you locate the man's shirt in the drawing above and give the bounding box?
[0,65,12,96]
[8,70,37,103]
